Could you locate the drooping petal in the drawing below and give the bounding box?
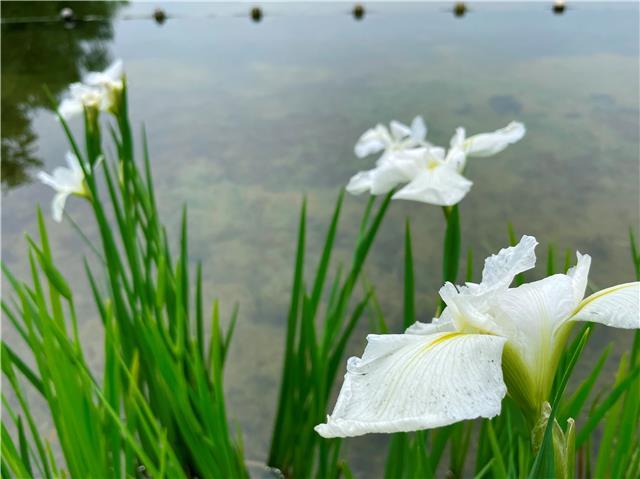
[392,165,472,206]
[354,125,390,158]
[51,192,69,223]
[570,282,640,329]
[463,121,526,157]
[410,116,427,143]
[315,332,507,438]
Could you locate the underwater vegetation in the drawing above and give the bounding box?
[2,61,639,479]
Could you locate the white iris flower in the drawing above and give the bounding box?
[58,60,124,120]
[354,116,428,160]
[346,121,526,206]
[316,235,639,438]
[37,152,89,222]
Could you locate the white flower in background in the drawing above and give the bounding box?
[316,235,639,438]
[347,146,472,206]
[346,121,526,206]
[354,116,428,159]
[58,59,124,120]
[37,152,88,222]
[83,59,124,92]
[449,121,526,158]
[58,83,106,120]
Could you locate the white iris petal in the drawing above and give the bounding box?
[37,152,87,223]
[347,120,525,206]
[315,332,507,438]
[317,236,639,438]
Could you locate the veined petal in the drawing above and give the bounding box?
[463,121,526,157]
[405,318,455,335]
[492,274,579,366]
[392,165,472,206]
[570,282,640,329]
[315,332,507,437]
[52,192,69,223]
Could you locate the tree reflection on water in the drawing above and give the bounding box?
[1,1,124,190]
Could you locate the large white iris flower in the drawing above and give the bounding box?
[316,235,639,438]
[347,121,526,206]
[58,60,124,120]
[37,152,89,222]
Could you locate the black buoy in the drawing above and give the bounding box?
[153,8,167,25]
[453,2,467,17]
[352,4,365,20]
[552,0,566,14]
[250,6,263,22]
[60,7,75,22]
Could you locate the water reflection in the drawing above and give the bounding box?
[1,1,123,190]
[1,3,638,474]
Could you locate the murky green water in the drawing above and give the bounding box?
[2,2,638,475]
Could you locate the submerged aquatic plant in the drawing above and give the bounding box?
[316,235,639,438]
[347,120,525,206]
[36,152,89,222]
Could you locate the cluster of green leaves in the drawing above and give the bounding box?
[383,224,640,479]
[267,193,392,478]
[2,82,247,478]
[1,77,638,479]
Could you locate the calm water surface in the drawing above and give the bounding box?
[2,2,639,475]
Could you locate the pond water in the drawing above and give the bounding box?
[2,2,638,475]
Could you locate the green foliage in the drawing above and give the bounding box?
[267,192,392,477]
[2,82,246,478]
[2,79,638,479]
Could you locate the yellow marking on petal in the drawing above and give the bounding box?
[426,157,441,171]
[426,332,465,350]
[570,282,637,317]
